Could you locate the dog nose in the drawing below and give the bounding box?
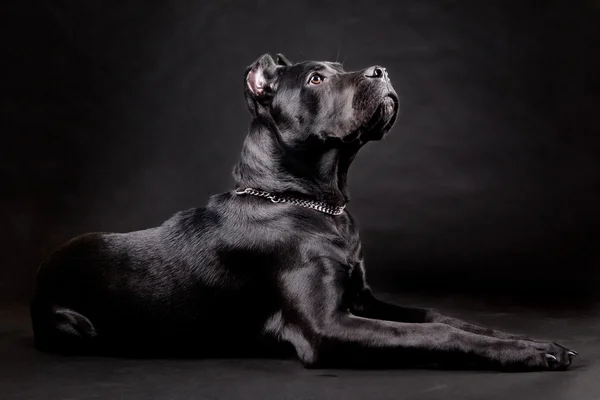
[364,66,387,79]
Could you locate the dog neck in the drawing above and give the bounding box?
[232,121,362,206]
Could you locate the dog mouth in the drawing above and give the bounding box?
[363,94,399,139]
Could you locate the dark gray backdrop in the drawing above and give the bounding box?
[2,0,599,303]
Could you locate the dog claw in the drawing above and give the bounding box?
[567,351,578,357]
[545,354,557,361]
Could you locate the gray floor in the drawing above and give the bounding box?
[1,294,599,400]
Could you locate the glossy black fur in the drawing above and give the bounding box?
[31,54,577,371]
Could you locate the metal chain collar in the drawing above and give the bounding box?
[234,187,346,216]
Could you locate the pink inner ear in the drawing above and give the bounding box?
[247,68,265,96]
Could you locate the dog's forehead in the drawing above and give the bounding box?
[288,61,346,75]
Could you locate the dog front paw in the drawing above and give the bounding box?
[516,341,578,371]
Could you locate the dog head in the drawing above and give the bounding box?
[244,53,399,144]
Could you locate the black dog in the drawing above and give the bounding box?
[31,53,577,371]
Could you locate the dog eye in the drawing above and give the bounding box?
[309,74,324,85]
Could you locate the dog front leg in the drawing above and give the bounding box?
[293,313,574,371]
[352,289,533,340]
[278,263,575,371]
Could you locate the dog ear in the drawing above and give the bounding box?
[276,53,292,67]
[245,54,279,99]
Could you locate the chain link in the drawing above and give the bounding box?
[234,187,346,216]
